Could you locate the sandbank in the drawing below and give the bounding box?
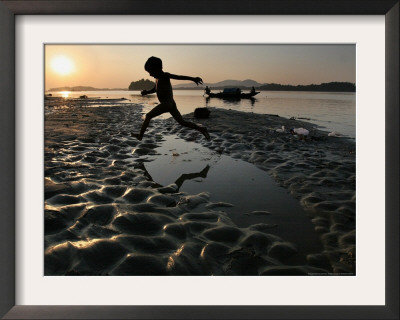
[44,103,355,275]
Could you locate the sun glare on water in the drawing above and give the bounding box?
[51,56,74,75]
[60,91,71,98]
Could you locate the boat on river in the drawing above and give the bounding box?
[205,87,260,99]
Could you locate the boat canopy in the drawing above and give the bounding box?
[223,88,241,94]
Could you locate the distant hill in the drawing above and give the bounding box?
[173,79,263,89]
[174,80,356,92]
[211,79,262,88]
[128,79,155,91]
[47,86,126,92]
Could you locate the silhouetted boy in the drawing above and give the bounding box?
[132,56,210,141]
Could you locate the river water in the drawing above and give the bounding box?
[46,89,356,138]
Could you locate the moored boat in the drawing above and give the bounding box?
[205,87,259,99]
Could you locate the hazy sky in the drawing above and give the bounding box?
[45,44,355,90]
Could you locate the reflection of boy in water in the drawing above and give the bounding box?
[174,165,210,191]
[132,56,210,141]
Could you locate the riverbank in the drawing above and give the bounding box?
[44,104,355,275]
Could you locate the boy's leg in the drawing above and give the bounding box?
[133,103,169,140]
[170,105,210,140]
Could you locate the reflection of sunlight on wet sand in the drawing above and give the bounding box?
[46,238,103,253]
[60,91,71,98]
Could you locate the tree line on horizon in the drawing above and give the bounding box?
[128,79,155,91]
[258,82,355,92]
[47,80,356,93]
[128,80,356,92]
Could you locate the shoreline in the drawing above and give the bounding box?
[44,104,355,275]
[44,92,356,139]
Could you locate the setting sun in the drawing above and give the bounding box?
[51,56,74,75]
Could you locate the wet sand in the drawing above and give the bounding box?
[44,103,355,275]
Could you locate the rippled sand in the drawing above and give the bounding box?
[44,103,355,275]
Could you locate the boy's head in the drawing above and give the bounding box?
[145,56,163,77]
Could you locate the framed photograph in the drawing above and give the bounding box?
[1,0,398,319]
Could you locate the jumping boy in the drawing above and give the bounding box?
[132,56,210,141]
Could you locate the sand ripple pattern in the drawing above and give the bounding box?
[45,105,354,275]
[170,108,356,274]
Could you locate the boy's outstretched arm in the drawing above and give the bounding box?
[166,73,203,85]
[141,86,156,95]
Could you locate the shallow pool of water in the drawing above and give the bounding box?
[144,135,323,261]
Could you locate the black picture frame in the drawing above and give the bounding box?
[0,0,398,319]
